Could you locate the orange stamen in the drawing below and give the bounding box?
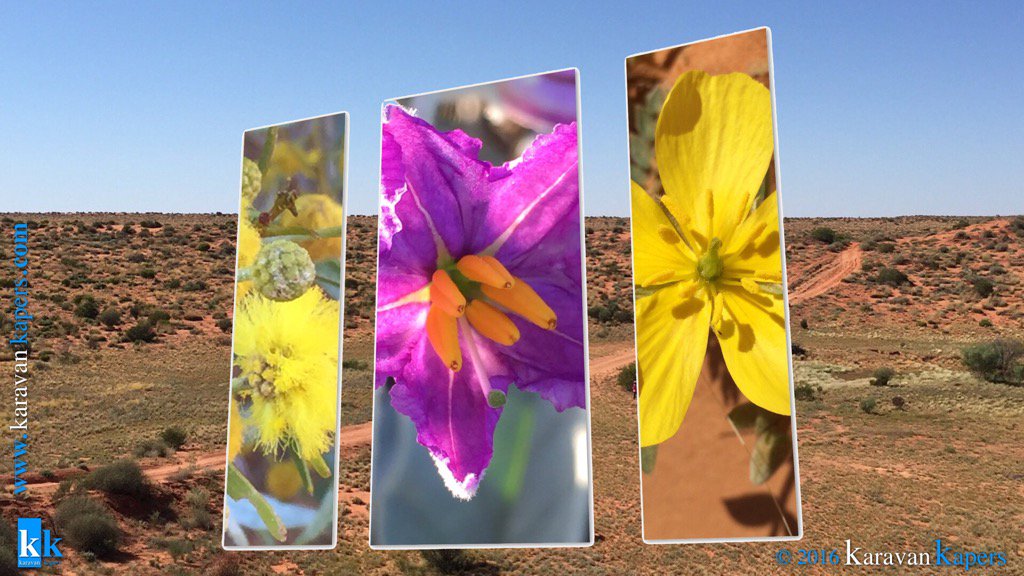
[457,255,514,289]
[482,277,557,330]
[465,300,520,346]
[430,270,466,317]
[425,305,462,371]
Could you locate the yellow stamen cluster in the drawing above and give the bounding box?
[425,254,558,372]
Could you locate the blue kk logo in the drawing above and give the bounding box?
[17,518,62,568]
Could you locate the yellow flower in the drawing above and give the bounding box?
[266,461,303,501]
[276,194,343,262]
[228,398,244,460]
[634,71,790,448]
[266,140,321,182]
[236,217,262,299]
[234,288,339,462]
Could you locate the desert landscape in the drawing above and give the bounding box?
[0,212,1021,575]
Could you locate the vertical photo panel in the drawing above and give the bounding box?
[222,112,348,549]
[627,29,802,543]
[370,70,593,548]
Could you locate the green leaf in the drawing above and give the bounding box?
[226,463,287,542]
[291,452,315,496]
[727,402,761,430]
[257,127,278,175]
[749,430,791,485]
[640,445,658,474]
[309,453,332,479]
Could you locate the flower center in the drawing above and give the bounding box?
[247,359,277,398]
[425,253,558,373]
[697,237,724,283]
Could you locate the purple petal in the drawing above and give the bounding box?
[470,123,580,264]
[500,275,586,411]
[388,323,510,499]
[382,105,493,259]
[374,300,429,388]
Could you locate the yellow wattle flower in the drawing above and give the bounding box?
[234,288,339,463]
[276,194,344,262]
[236,217,262,299]
[634,71,791,448]
[228,398,244,460]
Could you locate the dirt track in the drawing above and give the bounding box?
[789,243,862,305]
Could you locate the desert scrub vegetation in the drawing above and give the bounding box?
[617,362,637,394]
[875,267,909,286]
[810,226,837,244]
[962,339,1024,385]
[860,397,877,414]
[84,459,150,497]
[160,426,188,450]
[54,496,122,557]
[870,367,896,386]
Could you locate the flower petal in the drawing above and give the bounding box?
[636,281,711,447]
[374,299,429,388]
[388,322,510,499]
[717,287,791,416]
[497,276,586,411]
[655,71,773,242]
[725,191,782,277]
[382,105,493,262]
[475,123,580,263]
[630,181,695,287]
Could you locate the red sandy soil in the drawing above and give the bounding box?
[789,243,862,306]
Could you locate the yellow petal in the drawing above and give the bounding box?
[724,192,782,278]
[630,181,694,287]
[637,281,711,447]
[655,71,773,241]
[717,287,791,416]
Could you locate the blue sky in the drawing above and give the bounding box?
[2,2,1021,216]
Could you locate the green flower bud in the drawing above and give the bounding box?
[487,389,507,408]
[241,157,262,205]
[252,240,316,301]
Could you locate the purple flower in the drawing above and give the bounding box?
[375,105,586,499]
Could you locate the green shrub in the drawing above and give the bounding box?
[870,367,895,386]
[98,307,121,327]
[139,268,157,279]
[617,362,637,394]
[160,426,187,450]
[421,550,472,574]
[1010,216,1024,236]
[134,439,170,458]
[979,318,993,328]
[962,339,1024,385]
[124,321,156,343]
[85,459,149,496]
[810,227,837,244]
[876,267,909,286]
[876,242,896,254]
[74,296,100,319]
[860,398,877,414]
[971,276,995,297]
[342,359,368,370]
[147,309,171,324]
[54,496,121,557]
[216,318,232,333]
[794,382,819,401]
